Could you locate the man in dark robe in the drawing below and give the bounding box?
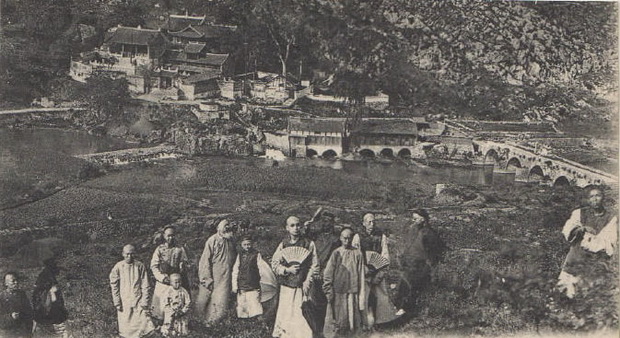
[396,209,447,312]
[352,213,402,328]
[0,273,33,338]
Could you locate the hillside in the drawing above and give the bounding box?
[0,0,617,136]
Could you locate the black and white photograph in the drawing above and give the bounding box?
[0,0,618,337]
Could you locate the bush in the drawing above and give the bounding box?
[77,162,104,180]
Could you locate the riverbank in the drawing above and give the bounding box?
[0,138,617,337]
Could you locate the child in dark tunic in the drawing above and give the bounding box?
[232,236,264,319]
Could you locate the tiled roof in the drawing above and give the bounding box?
[352,119,418,135]
[169,26,203,39]
[105,27,166,46]
[166,51,228,67]
[188,53,229,67]
[183,70,222,84]
[184,43,206,54]
[169,24,236,40]
[193,24,236,38]
[167,15,206,31]
[288,117,346,134]
[177,64,222,74]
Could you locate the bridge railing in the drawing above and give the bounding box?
[476,140,618,181]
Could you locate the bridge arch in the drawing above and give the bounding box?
[484,149,500,166]
[321,149,337,158]
[553,176,571,187]
[398,148,411,158]
[528,165,545,182]
[306,149,318,158]
[380,148,394,158]
[505,157,522,173]
[359,149,375,158]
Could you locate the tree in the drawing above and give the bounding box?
[78,74,131,124]
[252,0,307,76]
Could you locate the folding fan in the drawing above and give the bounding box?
[366,251,390,270]
[281,246,311,264]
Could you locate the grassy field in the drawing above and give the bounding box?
[0,155,617,337]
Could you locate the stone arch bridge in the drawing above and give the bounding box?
[473,140,618,188]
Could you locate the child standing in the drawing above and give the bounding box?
[323,228,366,336]
[232,235,265,319]
[161,273,191,337]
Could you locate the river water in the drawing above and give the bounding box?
[0,128,516,186]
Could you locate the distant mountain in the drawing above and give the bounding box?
[318,0,617,125]
[1,0,616,137]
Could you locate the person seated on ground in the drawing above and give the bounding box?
[352,213,403,329]
[32,257,71,338]
[161,273,191,337]
[557,187,618,299]
[323,228,366,337]
[0,272,33,338]
[109,244,155,338]
[394,209,447,313]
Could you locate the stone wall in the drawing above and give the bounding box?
[172,129,252,156]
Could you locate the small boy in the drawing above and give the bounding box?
[323,228,366,335]
[232,235,265,319]
[161,273,191,337]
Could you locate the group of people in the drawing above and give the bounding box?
[0,259,71,338]
[1,186,615,338]
[107,210,442,338]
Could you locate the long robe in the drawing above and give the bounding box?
[352,229,400,326]
[558,207,618,298]
[150,244,189,320]
[322,246,365,337]
[0,289,33,338]
[195,233,235,324]
[397,223,446,311]
[271,238,319,338]
[109,260,155,338]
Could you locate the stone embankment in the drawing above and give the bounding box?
[75,144,181,165]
